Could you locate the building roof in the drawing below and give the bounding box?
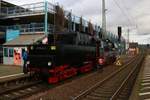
[1,0,16,7]
[3,34,46,46]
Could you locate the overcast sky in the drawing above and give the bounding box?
[4,0,150,44]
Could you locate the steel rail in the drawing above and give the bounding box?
[110,54,144,100]
[0,73,43,99]
[73,55,142,100]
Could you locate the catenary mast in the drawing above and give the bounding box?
[102,0,106,39]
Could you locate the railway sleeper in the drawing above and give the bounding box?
[91,91,114,97]
[86,94,111,100]
[118,90,130,100]
[1,83,44,100]
[93,90,114,95]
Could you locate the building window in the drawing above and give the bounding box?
[4,48,8,57]
[9,48,14,57]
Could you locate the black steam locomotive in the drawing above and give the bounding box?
[27,32,117,83]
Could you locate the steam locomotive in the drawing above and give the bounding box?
[27,32,117,84]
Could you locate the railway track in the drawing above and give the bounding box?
[0,55,140,100]
[0,74,46,100]
[73,54,144,100]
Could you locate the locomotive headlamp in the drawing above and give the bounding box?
[106,39,109,42]
[30,46,33,50]
[51,46,56,50]
[27,61,30,65]
[112,48,115,50]
[48,61,52,66]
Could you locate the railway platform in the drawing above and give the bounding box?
[129,54,150,100]
[0,64,23,81]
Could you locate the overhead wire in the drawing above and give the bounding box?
[119,0,139,32]
[112,0,134,27]
[112,0,140,42]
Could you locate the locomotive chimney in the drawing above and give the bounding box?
[118,26,122,42]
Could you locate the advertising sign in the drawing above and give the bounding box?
[6,30,20,42]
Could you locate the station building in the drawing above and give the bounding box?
[0,0,125,66]
[0,0,101,65]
